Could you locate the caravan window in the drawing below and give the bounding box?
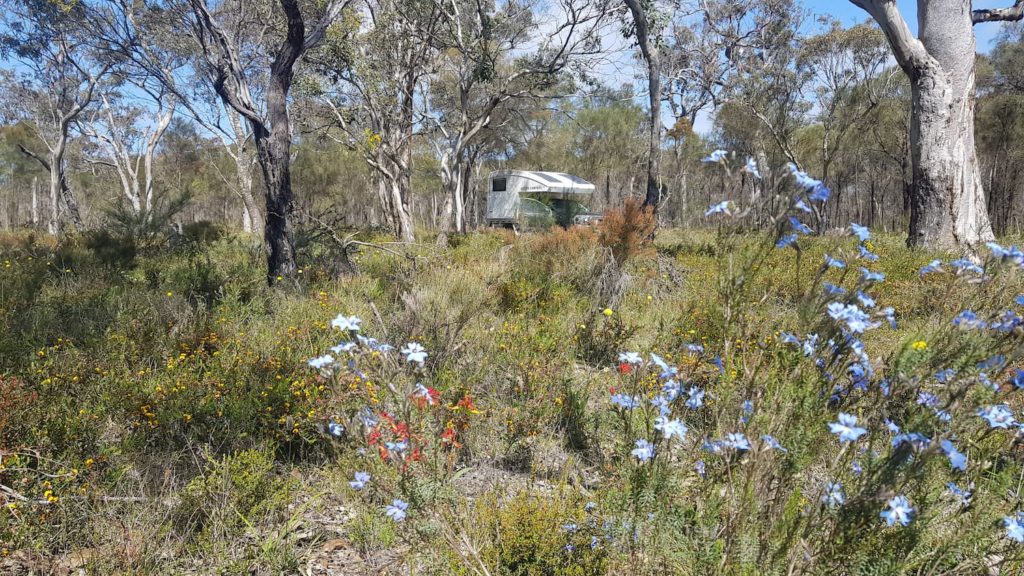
[492,177,507,192]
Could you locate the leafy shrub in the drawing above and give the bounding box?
[597,196,656,266]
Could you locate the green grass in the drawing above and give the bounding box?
[0,226,1022,574]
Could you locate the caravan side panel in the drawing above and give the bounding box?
[486,175,518,222]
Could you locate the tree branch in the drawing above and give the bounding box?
[973,0,1024,24]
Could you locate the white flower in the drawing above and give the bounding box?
[332,314,362,332]
[401,342,428,365]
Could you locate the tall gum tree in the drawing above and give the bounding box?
[850,0,1024,252]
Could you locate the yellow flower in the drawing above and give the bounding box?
[166,291,173,297]
[602,308,614,317]
[911,340,928,351]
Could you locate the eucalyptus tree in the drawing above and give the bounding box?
[849,0,1024,251]
[622,0,664,210]
[0,0,109,233]
[78,82,176,218]
[428,0,612,241]
[310,0,443,243]
[167,0,349,283]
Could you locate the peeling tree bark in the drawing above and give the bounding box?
[849,0,1024,252]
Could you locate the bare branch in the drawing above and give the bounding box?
[973,0,1024,24]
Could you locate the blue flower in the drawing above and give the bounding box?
[855,290,875,308]
[851,460,863,475]
[823,481,845,508]
[916,391,940,408]
[950,258,983,274]
[788,163,831,202]
[776,233,798,249]
[991,310,1023,333]
[702,149,728,164]
[610,393,640,410]
[385,499,408,522]
[562,522,578,533]
[349,471,370,490]
[940,439,967,471]
[631,439,655,461]
[881,307,897,329]
[978,405,1017,429]
[884,419,900,434]
[385,440,408,454]
[330,342,357,354]
[860,268,884,283]
[789,216,813,235]
[824,283,846,296]
[794,198,812,213]
[654,417,688,441]
[743,157,761,179]
[827,303,875,334]
[953,310,986,330]
[892,432,930,451]
[705,201,733,217]
[1017,295,1024,306]
[686,387,705,410]
[618,351,643,365]
[724,432,751,451]
[1012,369,1024,390]
[650,353,677,379]
[328,421,345,437]
[829,412,867,443]
[881,495,914,527]
[987,242,1024,264]
[742,400,754,414]
[850,223,870,242]
[696,460,706,478]
[308,355,335,371]
[824,255,845,269]
[946,482,973,507]
[920,260,943,276]
[332,314,362,332]
[857,244,879,262]
[761,434,787,453]
[934,368,955,383]
[780,332,800,346]
[400,342,428,365]
[1005,512,1024,542]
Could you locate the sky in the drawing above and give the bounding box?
[587,0,1020,133]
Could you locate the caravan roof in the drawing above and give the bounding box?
[490,170,596,196]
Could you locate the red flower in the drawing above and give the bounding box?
[618,362,632,374]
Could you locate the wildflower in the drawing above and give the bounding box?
[685,387,705,410]
[400,342,428,365]
[1005,512,1024,542]
[848,291,873,310]
[1017,295,1024,306]
[946,482,973,507]
[602,308,613,317]
[618,351,643,365]
[332,314,362,332]
[916,391,939,408]
[950,258,983,274]
[610,393,640,410]
[802,334,819,356]
[788,163,831,202]
[850,223,870,242]
[991,310,1023,332]
[780,332,800,345]
[696,460,706,478]
[919,260,942,276]
[940,439,967,471]
[743,157,761,179]
[829,412,867,443]
[789,216,813,235]
[1012,369,1024,390]
[308,355,334,371]
[562,522,578,533]
[827,303,875,334]
[824,283,846,296]
[585,501,597,512]
[794,198,812,213]
[880,306,897,329]
[385,440,408,454]
[881,495,914,527]
[851,460,863,475]
[934,368,955,383]
[328,421,345,437]
[385,499,408,522]
[349,471,370,490]
[776,233,798,249]
[761,435,787,453]
[824,255,845,269]
[650,353,677,379]
[705,200,733,217]
[413,383,440,406]
[911,340,927,351]
[724,432,751,451]
[857,244,879,261]
[654,416,688,441]
[892,432,930,451]
[884,419,901,434]
[331,342,357,354]
[742,400,754,414]
[953,310,986,330]
[631,439,655,462]
[861,268,884,283]
[702,149,728,163]
[978,405,1017,429]
[987,242,1024,264]
[823,481,845,508]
